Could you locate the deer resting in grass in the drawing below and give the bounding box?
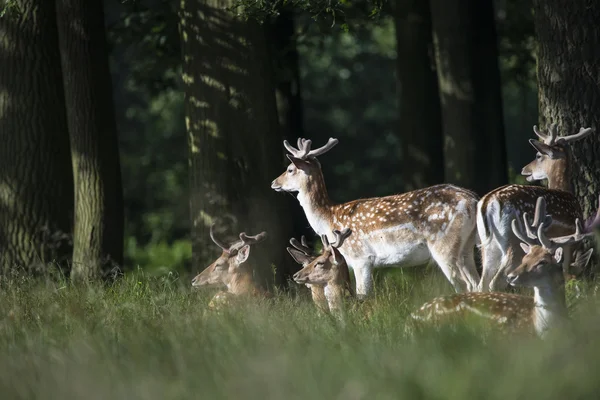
[477,124,594,291]
[411,197,595,338]
[271,137,481,297]
[191,225,271,309]
[292,228,355,316]
[286,235,329,312]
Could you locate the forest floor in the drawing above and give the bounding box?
[1,267,600,399]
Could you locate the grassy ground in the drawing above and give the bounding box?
[1,267,600,400]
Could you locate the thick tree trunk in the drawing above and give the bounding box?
[394,0,444,191]
[533,0,600,219]
[0,0,74,274]
[179,0,295,287]
[56,0,125,281]
[268,9,312,259]
[429,0,508,195]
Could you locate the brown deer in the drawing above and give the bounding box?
[191,225,271,309]
[411,197,595,338]
[477,124,594,291]
[286,235,328,312]
[292,228,355,317]
[271,137,481,297]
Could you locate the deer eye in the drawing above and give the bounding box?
[536,153,543,160]
[316,262,325,269]
[287,167,294,174]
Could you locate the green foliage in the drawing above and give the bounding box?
[0,0,20,18]
[1,273,600,398]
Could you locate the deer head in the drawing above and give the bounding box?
[292,228,353,291]
[508,197,594,288]
[521,124,592,183]
[191,225,267,288]
[270,137,338,193]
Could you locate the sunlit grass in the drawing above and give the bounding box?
[0,267,599,399]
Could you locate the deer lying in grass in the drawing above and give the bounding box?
[271,137,481,297]
[292,229,355,317]
[191,225,271,310]
[411,197,595,338]
[477,124,594,291]
[286,235,328,312]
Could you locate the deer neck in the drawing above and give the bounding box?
[532,277,568,337]
[227,268,259,296]
[297,171,334,234]
[324,281,346,315]
[546,151,571,192]
[309,284,329,312]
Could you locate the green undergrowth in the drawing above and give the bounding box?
[0,269,600,399]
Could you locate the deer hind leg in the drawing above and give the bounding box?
[351,260,374,300]
[485,236,522,292]
[457,226,481,292]
[428,241,469,293]
[478,241,503,292]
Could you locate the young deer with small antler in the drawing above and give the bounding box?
[286,235,328,312]
[191,225,271,309]
[292,229,355,316]
[272,137,481,297]
[412,197,595,338]
[477,124,594,291]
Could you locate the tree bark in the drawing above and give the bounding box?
[56,0,125,281]
[0,0,74,274]
[179,0,295,287]
[429,0,508,195]
[532,0,600,219]
[394,0,444,191]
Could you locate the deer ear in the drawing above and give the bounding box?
[287,248,312,266]
[529,139,563,158]
[553,247,563,263]
[520,243,531,254]
[236,245,251,264]
[286,154,310,171]
[570,248,594,276]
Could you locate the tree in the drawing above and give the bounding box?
[179,0,296,285]
[532,0,600,219]
[394,0,444,191]
[429,0,507,195]
[0,0,74,274]
[56,0,125,281]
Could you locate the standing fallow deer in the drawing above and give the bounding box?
[191,225,271,309]
[292,229,355,317]
[271,137,481,297]
[411,197,595,338]
[477,124,594,291]
[286,235,328,312]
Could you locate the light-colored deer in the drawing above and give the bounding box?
[411,197,595,338]
[477,124,594,291]
[191,225,271,309]
[271,137,481,297]
[286,235,328,312]
[292,228,355,316]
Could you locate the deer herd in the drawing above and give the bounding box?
[192,124,600,338]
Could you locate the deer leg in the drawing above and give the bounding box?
[458,229,481,292]
[428,243,468,293]
[478,242,503,292]
[352,261,373,300]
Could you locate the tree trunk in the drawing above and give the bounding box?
[179,0,295,287]
[0,0,74,274]
[429,0,508,195]
[268,9,312,258]
[394,0,444,191]
[532,0,600,219]
[56,0,125,281]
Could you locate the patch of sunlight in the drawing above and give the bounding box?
[189,96,209,109]
[200,76,226,92]
[182,31,188,42]
[198,210,214,227]
[185,116,191,131]
[216,152,227,160]
[182,73,194,85]
[432,33,473,101]
[0,89,10,116]
[202,119,219,138]
[224,63,248,77]
[188,130,199,153]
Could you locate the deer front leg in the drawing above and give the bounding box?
[351,260,374,299]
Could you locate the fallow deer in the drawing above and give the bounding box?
[477,124,594,291]
[286,235,328,312]
[292,228,355,317]
[271,137,481,297]
[411,197,595,338]
[191,225,271,309]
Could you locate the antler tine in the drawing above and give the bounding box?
[331,228,352,248]
[210,224,230,252]
[239,231,268,246]
[537,222,554,250]
[289,235,311,255]
[306,137,339,158]
[320,234,331,249]
[283,138,312,159]
[533,125,549,143]
[555,126,593,145]
[521,212,539,239]
[550,218,587,245]
[511,217,538,246]
[548,123,559,145]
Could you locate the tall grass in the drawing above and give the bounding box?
[0,268,599,399]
